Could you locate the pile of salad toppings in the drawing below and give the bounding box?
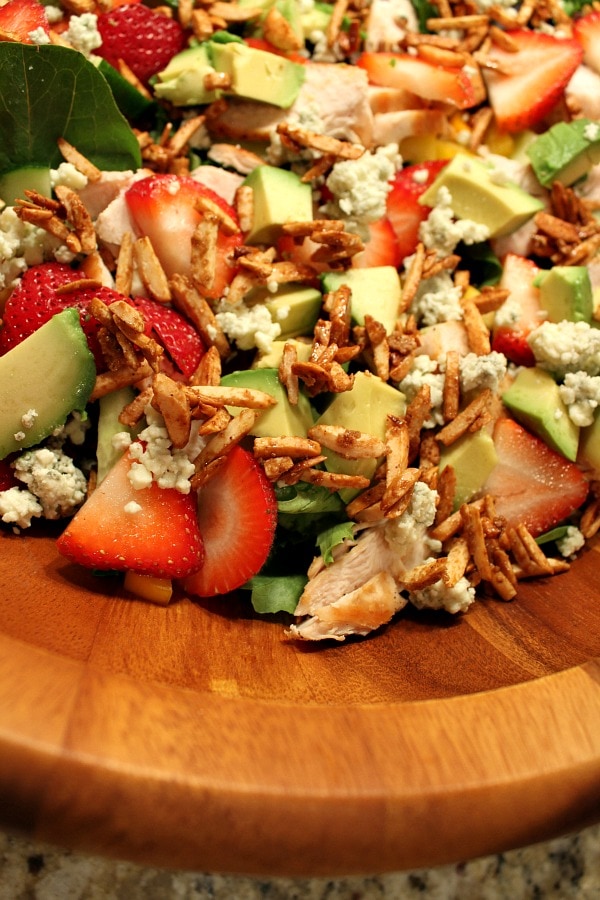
[0,0,600,641]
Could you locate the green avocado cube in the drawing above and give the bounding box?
[220,367,313,438]
[242,165,313,244]
[209,41,305,108]
[439,428,498,508]
[537,266,593,325]
[502,366,579,462]
[527,119,600,188]
[321,267,402,335]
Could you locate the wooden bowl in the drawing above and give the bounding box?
[1,525,599,877]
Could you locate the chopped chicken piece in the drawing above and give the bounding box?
[190,164,244,204]
[288,571,405,641]
[365,0,418,51]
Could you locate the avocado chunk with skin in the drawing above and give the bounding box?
[502,366,579,461]
[209,41,305,108]
[322,267,402,335]
[242,166,313,244]
[314,371,406,498]
[537,266,593,324]
[220,367,313,437]
[0,309,96,460]
[526,118,600,188]
[154,44,219,106]
[439,428,498,508]
[418,153,544,238]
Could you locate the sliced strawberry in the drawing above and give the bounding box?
[356,52,481,109]
[483,418,589,537]
[57,451,204,579]
[0,0,49,43]
[385,160,449,263]
[574,12,600,75]
[96,4,186,84]
[129,296,204,379]
[483,30,582,133]
[0,263,120,366]
[182,445,277,597]
[491,253,542,367]
[351,217,401,269]
[125,174,243,301]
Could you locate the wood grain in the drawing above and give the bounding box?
[0,527,599,876]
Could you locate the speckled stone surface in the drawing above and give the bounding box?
[2,825,600,899]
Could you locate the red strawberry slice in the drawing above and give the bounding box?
[491,253,542,367]
[0,0,49,43]
[125,175,243,301]
[0,263,119,365]
[483,30,583,133]
[182,445,277,597]
[129,296,204,379]
[574,12,600,75]
[96,4,186,84]
[356,52,482,109]
[385,160,449,262]
[483,417,589,537]
[351,217,401,269]
[57,451,204,578]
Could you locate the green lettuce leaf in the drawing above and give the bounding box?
[316,520,355,565]
[0,43,141,175]
[246,574,307,614]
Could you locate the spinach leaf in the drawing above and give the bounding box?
[0,43,141,175]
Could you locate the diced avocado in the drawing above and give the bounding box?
[0,309,96,460]
[0,165,51,207]
[314,371,406,496]
[220,367,313,437]
[97,58,154,121]
[262,284,321,339]
[418,153,544,238]
[578,409,600,477]
[321,267,402,335]
[154,44,219,106]
[242,165,313,244]
[209,41,305,108]
[527,119,600,188]
[439,428,498,508]
[537,266,593,325]
[502,366,579,462]
[253,338,313,369]
[96,386,137,483]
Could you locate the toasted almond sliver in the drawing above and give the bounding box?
[436,389,493,447]
[460,503,493,582]
[190,214,219,296]
[152,372,191,449]
[170,274,230,358]
[307,424,386,460]
[190,454,229,491]
[262,456,295,481]
[235,184,254,233]
[507,524,554,577]
[254,436,322,459]
[190,345,222,387]
[405,384,432,462]
[403,557,447,591]
[435,463,456,526]
[442,536,470,588]
[185,385,277,409]
[119,385,154,428]
[345,480,386,519]
[57,137,101,182]
[90,360,153,401]
[279,340,300,407]
[443,350,460,423]
[195,408,259,468]
[133,236,172,303]
[299,469,371,491]
[383,467,421,519]
[115,231,135,296]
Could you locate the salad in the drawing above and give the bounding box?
[0,0,599,642]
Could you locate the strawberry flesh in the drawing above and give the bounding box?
[129,296,205,379]
[0,0,49,43]
[183,446,278,597]
[483,29,583,133]
[57,451,204,578]
[125,174,243,300]
[491,253,542,367]
[96,4,186,84]
[483,418,589,537]
[356,52,480,109]
[574,11,600,75]
[351,217,401,269]
[386,160,449,263]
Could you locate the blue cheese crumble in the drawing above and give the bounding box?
[324,144,402,232]
[12,447,87,520]
[419,185,490,256]
[528,321,600,377]
[558,371,600,426]
[409,575,476,614]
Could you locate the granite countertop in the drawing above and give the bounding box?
[2,824,600,899]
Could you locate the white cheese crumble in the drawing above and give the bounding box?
[65,13,102,57]
[29,26,50,45]
[584,122,600,142]
[460,351,508,395]
[0,487,43,530]
[528,321,600,377]
[0,206,74,292]
[384,482,442,570]
[324,144,402,232]
[419,185,490,256]
[558,371,600,426]
[215,299,281,353]
[12,447,87,520]
[51,163,88,192]
[123,501,143,515]
[397,355,445,427]
[409,575,476,614]
[126,406,196,494]
[556,526,586,558]
[410,270,463,326]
